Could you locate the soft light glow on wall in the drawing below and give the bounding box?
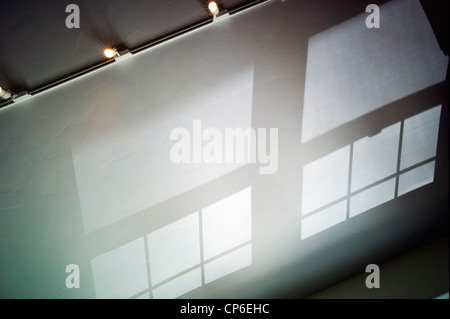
[301,0,448,143]
[90,187,252,299]
[72,65,254,233]
[301,105,442,239]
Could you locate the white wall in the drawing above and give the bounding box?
[0,0,448,298]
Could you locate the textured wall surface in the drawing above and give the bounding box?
[0,0,448,299]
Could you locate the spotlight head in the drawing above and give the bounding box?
[208,1,219,15]
[104,48,118,59]
[0,87,13,100]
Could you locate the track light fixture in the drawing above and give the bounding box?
[0,86,32,105]
[1,0,270,110]
[104,48,119,59]
[104,48,133,62]
[208,1,219,16]
[0,87,14,100]
[208,1,229,22]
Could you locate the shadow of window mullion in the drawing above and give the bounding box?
[346,142,354,220]
[199,209,206,286]
[203,240,252,265]
[143,234,154,299]
[150,263,202,291]
[302,172,400,220]
[395,120,405,197]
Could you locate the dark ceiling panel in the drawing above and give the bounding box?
[0,0,250,92]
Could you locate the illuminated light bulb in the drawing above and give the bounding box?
[104,48,118,59]
[208,1,219,15]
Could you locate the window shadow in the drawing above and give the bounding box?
[88,168,252,299]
